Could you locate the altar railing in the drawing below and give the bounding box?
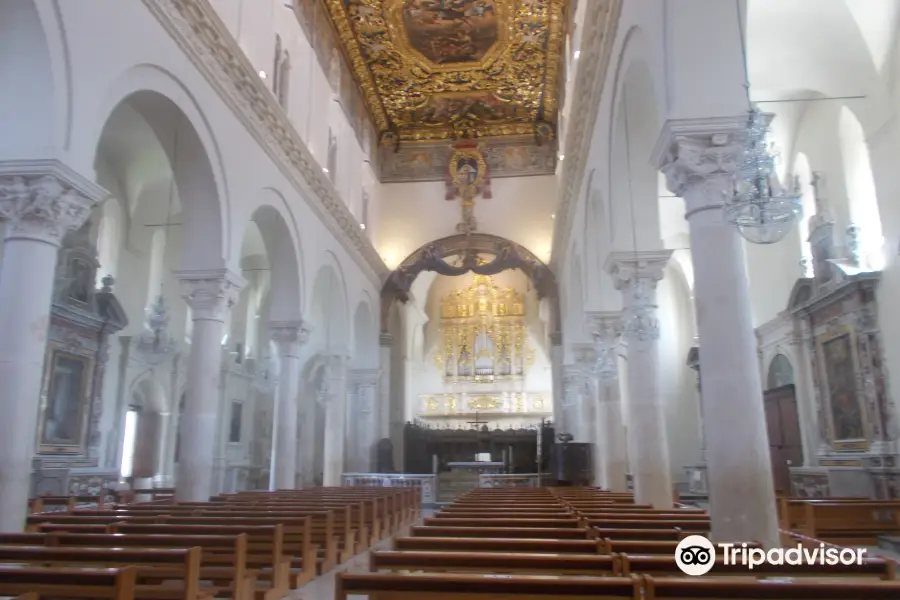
[478,473,541,488]
[342,473,436,504]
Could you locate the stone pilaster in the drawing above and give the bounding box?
[588,311,628,492]
[174,269,244,501]
[321,354,348,486]
[654,116,779,547]
[605,250,673,508]
[348,368,380,473]
[269,320,310,490]
[0,160,105,531]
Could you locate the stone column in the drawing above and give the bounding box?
[174,270,243,501]
[589,312,629,492]
[378,334,392,442]
[605,251,673,508]
[321,355,347,486]
[549,332,563,431]
[269,320,309,490]
[0,163,104,531]
[655,119,779,547]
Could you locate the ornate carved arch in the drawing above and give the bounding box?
[380,233,559,334]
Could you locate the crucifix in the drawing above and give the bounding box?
[446,144,491,235]
[466,411,488,430]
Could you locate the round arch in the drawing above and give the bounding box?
[248,194,304,323]
[309,259,350,351]
[84,64,229,271]
[352,299,377,369]
[380,232,559,334]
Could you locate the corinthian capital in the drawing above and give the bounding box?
[603,250,673,291]
[651,115,758,202]
[0,160,107,245]
[175,269,245,321]
[270,320,311,358]
[587,311,623,344]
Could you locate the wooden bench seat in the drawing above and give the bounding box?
[336,571,641,600]
[0,565,137,600]
[604,540,760,554]
[393,536,604,554]
[370,550,617,576]
[0,545,209,600]
[422,517,581,528]
[642,575,900,599]
[434,511,573,519]
[0,531,256,600]
[797,501,900,545]
[582,517,708,534]
[411,525,592,539]
[619,553,896,579]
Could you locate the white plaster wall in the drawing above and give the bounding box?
[376,176,557,268]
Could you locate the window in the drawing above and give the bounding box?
[361,189,370,234]
[120,408,139,478]
[277,51,291,108]
[766,354,795,390]
[327,129,338,182]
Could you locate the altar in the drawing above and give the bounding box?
[447,461,505,475]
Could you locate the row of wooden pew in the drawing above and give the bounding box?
[335,486,900,600]
[0,486,418,600]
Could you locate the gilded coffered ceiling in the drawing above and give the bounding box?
[316,0,568,179]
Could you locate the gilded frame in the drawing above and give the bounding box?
[37,342,94,454]
[815,324,869,450]
[449,147,487,191]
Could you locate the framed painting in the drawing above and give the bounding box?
[38,343,93,454]
[816,325,868,449]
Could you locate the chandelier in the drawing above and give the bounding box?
[722,105,802,244]
[722,0,802,244]
[134,288,176,361]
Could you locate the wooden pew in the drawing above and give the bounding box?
[336,571,641,600]
[582,517,709,534]
[642,576,900,599]
[799,501,900,545]
[604,539,760,554]
[619,553,896,579]
[411,525,592,539]
[0,565,137,600]
[422,517,581,528]
[393,536,605,554]
[370,549,617,576]
[0,545,207,600]
[110,523,313,590]
[8,531,258,600]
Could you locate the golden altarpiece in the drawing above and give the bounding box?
[419,271,548,423]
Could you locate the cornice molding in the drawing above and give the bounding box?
[550,0,623,269]
[140,0,387,287]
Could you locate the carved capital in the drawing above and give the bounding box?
[0,161,107,246]
[587,310,623,343]
[651,115,753,208]
[270,320,311,358]
[175,269,245,322]
[603,250,673,291]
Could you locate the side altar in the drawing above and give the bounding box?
[756,172,899,498]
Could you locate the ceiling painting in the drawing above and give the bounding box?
[319,0,568,158]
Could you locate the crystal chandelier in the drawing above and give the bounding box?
[723,0,802,244]
[134,288,176,361]
[723,106,803,244]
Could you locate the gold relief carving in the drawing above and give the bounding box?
[820,459,862,467]
[320,0,567,142]
[532,395,544,410]
[469,395,502,411]
[423,396,440,413]
[514,393,524,413]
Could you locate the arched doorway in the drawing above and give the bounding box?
[764,354,803,494]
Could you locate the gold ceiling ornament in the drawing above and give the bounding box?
[320,0,567,143]
[448,144,489,233]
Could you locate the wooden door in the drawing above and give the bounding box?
[763,385,803,494]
